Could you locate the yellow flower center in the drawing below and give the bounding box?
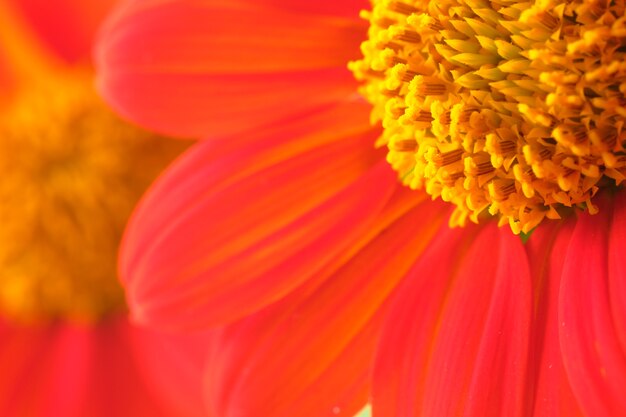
[350,0,626,234]
[0,71,187,323]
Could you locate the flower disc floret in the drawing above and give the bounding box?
[351,0,626,233]
[0,72,186,322]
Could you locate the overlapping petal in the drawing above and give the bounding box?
[248,0,367,17]
[0,2,209,416]
[609,193,626,359]
[121,102,408,330]
[373,223,532,417]
[0,0,59,96]
[8,0,118,63]
[96,0,367,137]
[92,1,626,417]
[204,195,446,417]
[0,0,117,99]
[526,221,585,417]
[130,325,214,417]
[560,196,626,416]
[371,196,626,417]
[0,318,173,417]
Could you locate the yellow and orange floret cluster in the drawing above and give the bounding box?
[0,71,187,323]
[350,0,626,234]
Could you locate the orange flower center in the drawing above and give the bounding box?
[0,71,186,323]
[351,0,626,234]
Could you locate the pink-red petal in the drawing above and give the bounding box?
[525,221,585,417]
[560,196,626,416]
[8,0,118,64]
[245,0,368,17]
[373,223,532,417]
[0,317,188,417]
[120,103,403,330]
[129,324,215,417]
[96,0,365,137]
[99,70,358,139]
[608,192,626,356]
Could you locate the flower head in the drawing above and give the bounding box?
[351,0,626,234]
[96,0,626,416]
[0,1,207,415]
[0,68,186,322]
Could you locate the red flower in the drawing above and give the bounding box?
[97,1,626,416]
[0,1,210,415]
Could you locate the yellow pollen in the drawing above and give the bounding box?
[0,71,187,323]
[350,0,626,234]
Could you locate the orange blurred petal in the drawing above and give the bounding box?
[0,0,59,94]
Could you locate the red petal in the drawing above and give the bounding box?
[0,317,193,417]
[204,198,446,417]
[373,223,532,417]
[525,221,585,417]
[129,324,215,417]
[8,0,117,63]
[99,69,357,139]
[248,0,369,17]
[609,192,626,356]
[96,0,364,137]
[560,196,626,416]
[120,103,400,330]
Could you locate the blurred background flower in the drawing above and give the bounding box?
[96,1,626,417]
[0,0,210,415]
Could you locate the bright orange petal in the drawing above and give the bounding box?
[96,0,365,137]
[0,0,60,96]
[204,197,446,417]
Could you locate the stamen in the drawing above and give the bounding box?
[351,0,626,233]
[388,1,419,15]
[391,139,418,152]
[412,76,447,96]
[432,149,464,167]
